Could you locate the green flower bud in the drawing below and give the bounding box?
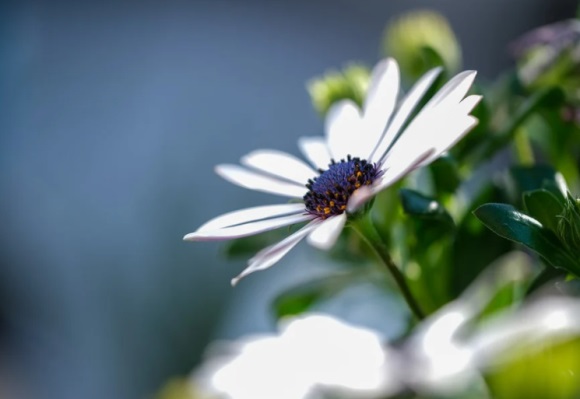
[382,9,461,81]
[307,64,370,116]
[557,193,580,252]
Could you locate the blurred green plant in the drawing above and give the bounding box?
[382,9,461,81]
[486,338,580,399]
[512,20,580,102]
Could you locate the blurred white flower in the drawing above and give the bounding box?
[184,57,480,285]
[192,315,400,399]
[186,256,580,399]
[403,257,580,396]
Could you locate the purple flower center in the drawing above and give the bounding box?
[303,156,381,219]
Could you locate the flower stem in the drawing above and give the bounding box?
[513,127,534,165]
[350,215,425,320]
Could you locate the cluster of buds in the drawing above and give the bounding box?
[307,64,370,116]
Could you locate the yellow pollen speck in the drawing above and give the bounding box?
[324,207,331,214]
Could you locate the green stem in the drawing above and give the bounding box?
[350,215,425,320]
[471,86,563,163]
[513,127,535,165]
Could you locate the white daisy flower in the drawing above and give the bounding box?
[184,58,481,285]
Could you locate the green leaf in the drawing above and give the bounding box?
[474,203,579,275]
[542,179,568,203]
[522,189,565,232]
[399,189,454,227]
[272,272,360,319]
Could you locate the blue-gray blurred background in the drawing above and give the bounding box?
[0,1,577,398]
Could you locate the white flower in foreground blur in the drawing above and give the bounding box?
[185,261,580,399]
[192,315,399,399]
[402,257,580,397]
[184,58,480,285]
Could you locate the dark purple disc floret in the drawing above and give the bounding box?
[303,155,381,219]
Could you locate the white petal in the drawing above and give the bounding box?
[298,136,332,170]
[380,96,477,169]
[417,115,479,167]
[307,213,347,250]
[379,106,443,167]
[424,70,477,111]
[231,220,321,285]
[241,149,316,185]
[369,67,443,162]
[348,149,434,212]
[377,148,435,191]
[457,95,482,115]
[325,100,363,160]
[346,186,375,213]
[190,203,306,233]
[359,58,400,158]
[185,213,312,241]
[216,164,306,198]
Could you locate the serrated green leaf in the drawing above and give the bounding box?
[523,189,565,232]
[399,189,454,227]
[474,203,579,275]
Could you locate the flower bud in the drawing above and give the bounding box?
[307,64,370,116]
[382,10,461,80]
